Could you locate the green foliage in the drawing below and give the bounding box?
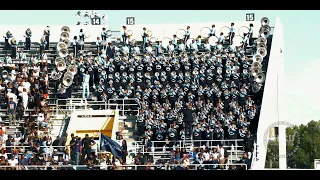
[265,120,320,169]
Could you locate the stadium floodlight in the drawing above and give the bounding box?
[83,12,90,18]
[75,11,81,18]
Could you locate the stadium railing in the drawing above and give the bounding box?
[0,164,247,170]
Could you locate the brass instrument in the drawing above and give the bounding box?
[101,70,106,76]
[106,30,112,36]
[253,54,263,63]
[261,17,270,26]
[62,74,73,87]
[126,30,133,37]
[60,32,70,40]
[62,39,71,47]
[254,73,266,83]
[67,65,78,76]
[61,26,70,33]
[57,42,67,52]
[8,37,17,45]
[251,67,262,77]
[64,72,74,78]
[25,28,32,37]
[256,48,267,58]
[256,37,267,45]
[57,61,67,71]
[58,48,69,58]
[51,71,62,80]
[251,61,262,69]
[252,82,262,94]
[146,30,152,37]
[55,57,65,65]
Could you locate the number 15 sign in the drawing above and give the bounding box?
[126,17,135,25]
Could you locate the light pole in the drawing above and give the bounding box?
[75,11,107,26]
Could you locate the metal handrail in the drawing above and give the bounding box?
[0,163,247,170]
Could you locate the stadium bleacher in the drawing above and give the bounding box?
[0,16,273,170]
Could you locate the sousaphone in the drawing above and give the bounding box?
[254,73,266,83]
[58,48,69,58]
[62,75,73,86]
[61,26,70,33]
[55,57,65,65]
[56,42,67,52]
[8,37,17,45]
[67,65,78,75]
[57,61,66,71]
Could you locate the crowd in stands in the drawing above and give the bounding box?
[0,21,264,170]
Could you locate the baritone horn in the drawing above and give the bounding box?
[67,65,78,75]
[57,61,67,71]
[61,26,70,33]
[63,75,73,87]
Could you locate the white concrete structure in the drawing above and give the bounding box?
[251,17,285,170]
[123,21,261,42]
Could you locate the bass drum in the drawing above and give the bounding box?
[161,37,172,49]
[176,29,186,40]
[208,36,218,46]
[200,27,210,38]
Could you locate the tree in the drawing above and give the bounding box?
[265,120,320,169]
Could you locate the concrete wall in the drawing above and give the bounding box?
[252,17,285,170]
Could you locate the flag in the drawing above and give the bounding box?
[100,133,123,158]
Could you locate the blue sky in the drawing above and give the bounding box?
[0,10,317,126]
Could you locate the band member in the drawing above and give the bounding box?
[82,70,90,99]
[72,36,78,57]
[184,26,191,42]
[209,24,216,37]
[39,37,47,54]
[10,41,17,59]
[101,27,107,41]
[168,41,174,52]
[25,30,31,50]
[172,34,178,48]
[44,26,50,50]
[96,37,102,52]
[141,27,147,49]
[79,29,85,50]
[106,42,115,59]
[121,26,127,45]
[229,22,235,45]
[242,33,250,51]
[248,23,254,45]
[3,32,11,51]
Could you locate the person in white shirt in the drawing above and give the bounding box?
[0,149,8,160]
[218,32,225,44]
[4,53,12,64]
[96,37,103,52]
[39,50,48,63]
[218,145,226,169]
[203,40,211,51]
[178,41,185,53]
[20,88,28,111]
[82,71,90,99]
[167,41,174,52]
[8,156,18,169]
[122,45,129,55]
[17,49,27,60]
[10,70,16,82]
[172,34,178,48]
[145,45,152,54]
[191,39,198,52]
